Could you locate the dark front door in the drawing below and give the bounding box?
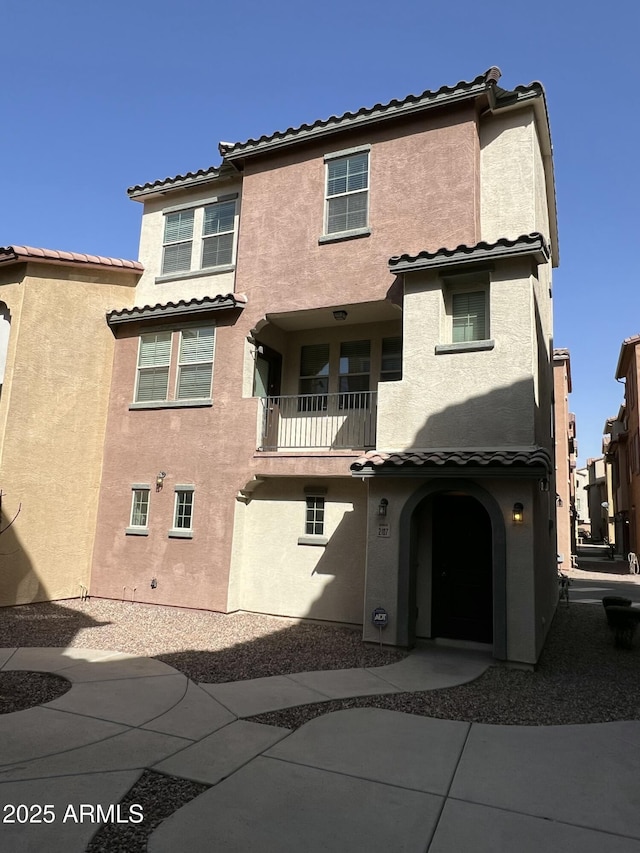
[431,494,493,643]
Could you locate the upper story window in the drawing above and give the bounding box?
[299,343,330,411]
[452,292,487,343]
[160,196,237,278]
[325,148,369,236]
[339,340,370,408]
[133,326,215,407]
[135,331,172,403]
[380,337,402,382]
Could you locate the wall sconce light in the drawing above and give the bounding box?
[378,498,389,517]
[333,310,348,321]
[150,578,157,589]
[156,471,167,490]
[556,494,563,508]
[539,478,550,492]
[512,502,524,524]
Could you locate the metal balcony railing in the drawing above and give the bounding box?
[259,391,377,450]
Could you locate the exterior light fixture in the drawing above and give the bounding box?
[539,478,550,492]
[156,471,167,489]
[333,310,348,321]
[556,493,563,508]
[378,498,389,517]
[512,502,524,524]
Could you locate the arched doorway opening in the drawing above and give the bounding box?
[423,492,493,643]
[398,478,506,658]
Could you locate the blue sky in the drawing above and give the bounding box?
[2,0,638,465]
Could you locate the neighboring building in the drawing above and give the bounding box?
[608,333,640,556]
[586,456,614,544]
[604,407,630,554]
[0,246,140,606]
[90,66,560,665]
[574,466,590,540]
[553,348,576,568]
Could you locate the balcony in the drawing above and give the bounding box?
[259,391,377,451]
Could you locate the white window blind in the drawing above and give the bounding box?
[162,210,194,274]
[452,292,487,343]
[326,152,369,234]
[202,201,235,268]
[176,327,215,399]
[136,332,172,402]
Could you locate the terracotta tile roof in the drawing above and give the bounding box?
[107,293,247,326]
[388,233,550,273]
[219,68,545,161]
[351,448,553,475]
[0,245,143,272]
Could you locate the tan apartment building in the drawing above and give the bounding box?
[0,247,140,606]
[89,67,560,665]
[553,348,576,569]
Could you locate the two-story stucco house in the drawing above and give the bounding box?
[90,67,559,665]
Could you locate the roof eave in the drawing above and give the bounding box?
[388,234,550,275]
[220,80,490,164]
[107,294,246,327]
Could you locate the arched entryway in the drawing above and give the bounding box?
[398,479,507,658]
[425,493,492,643]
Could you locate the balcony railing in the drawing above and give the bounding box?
[259,391,377,450]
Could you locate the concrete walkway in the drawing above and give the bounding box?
[1,646,640,851]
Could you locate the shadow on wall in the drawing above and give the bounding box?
[410,376,540,449]
[0,501,48,607]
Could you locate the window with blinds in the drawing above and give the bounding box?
[452,292,487,343]
[135,332,172,402]
[202,200,235,268]
[326,152,369,234]
[176,327,215,399]
[162,210,194,275]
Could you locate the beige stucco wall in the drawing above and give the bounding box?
[362,475,555,664]
[480,108,541,243]
[228,478,367,624]
[0,263,137,606]
[377,259,541,450]
[134,177,241,307]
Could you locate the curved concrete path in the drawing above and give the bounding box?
[1,646,639,851]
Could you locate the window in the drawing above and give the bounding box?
[339,340,370,408]
[126,486,150,535]
[135,332,172,402]
[202,201,235,268]
[299,343,329,411]
[325,151,369,234]
[452,292,487,343]
[305,495,325,536]
[170,487,194,537]
[176,327,214,399]
[133,326,214,406]
[162,210,194,275]
[380,337,402,382]
[160,197,237,277]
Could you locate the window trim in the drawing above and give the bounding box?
[134,331,173,404]
[437,279,493,354]
[175,327,215,401]
[323,145,371,239]
[132,326,215,409]
[298,490,328,546]
[169,485,195,538]
[126,485,150,536]
[157,194,239,283]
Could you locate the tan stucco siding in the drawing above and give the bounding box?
[480,110,538,243]
[228,478,367,624]
[0,267,137,606]
[0,280,25,466]
[134,179,241,307]
[377,262,536,449]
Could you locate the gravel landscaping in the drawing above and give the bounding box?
[2,596,640,851]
